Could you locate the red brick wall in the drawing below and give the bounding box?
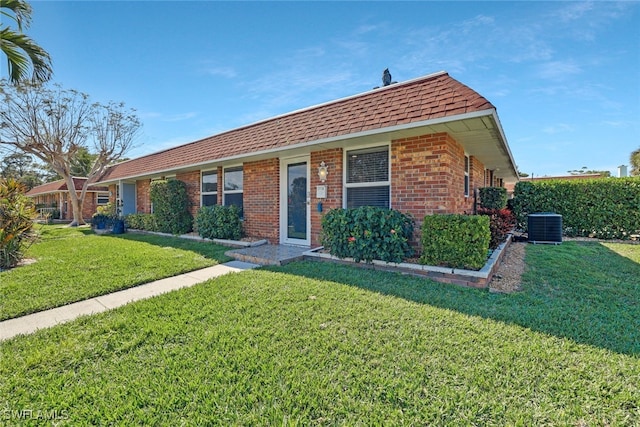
[58,192,100,220]
[469,156,485,211]
[390,133,485,246]
[136,179,152,213]
[81,192,98,220]
[310,148,343,247]
[243,158,279,243]
[108,185,117,205]
[176,171,201,219]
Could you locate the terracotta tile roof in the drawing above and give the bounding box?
[25,177,108,196]
[100,71,495,182]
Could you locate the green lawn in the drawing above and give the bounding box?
[0,225,231,321]
[278,241,640,356]
[0,240,638,425]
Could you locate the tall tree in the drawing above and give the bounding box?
[631,148,640,176]
[0,151,44,190]
[41,147,99,182]
[567,167,611,177]
[1,0,52,83]
[0,81,141,226]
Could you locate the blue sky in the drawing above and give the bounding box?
[7,1,640,177]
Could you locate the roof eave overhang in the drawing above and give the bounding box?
[96,108,519,185]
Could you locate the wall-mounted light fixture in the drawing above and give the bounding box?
[318,161,329,182]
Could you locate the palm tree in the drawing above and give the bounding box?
[631,148,640,176]
[1,0,52,83]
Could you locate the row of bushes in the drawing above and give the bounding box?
[195,205,243,240]
[321,205,509,270]
[125,205,244,241]
[321,206,414,264]
[511,178,640,239]
[420,214,490,270]
[123,213,158,231]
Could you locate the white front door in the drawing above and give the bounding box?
[280,156,310,246]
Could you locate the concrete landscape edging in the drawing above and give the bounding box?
[126,229,268,248]
[303,234,513,289]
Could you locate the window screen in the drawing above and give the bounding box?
[345,146,390,209]
[202,194,217,207]
[201,170,218,207]
[202,170,218,193]
[224,166,243,217]
[347,147,389,184]
[346,186,390,209]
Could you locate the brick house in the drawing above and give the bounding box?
[25,177,110,221]
[96,71,519,248]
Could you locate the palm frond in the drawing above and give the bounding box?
[0,0,33,31]
[0,27,52,83]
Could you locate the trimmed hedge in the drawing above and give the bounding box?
[321,206,414,264]
[124,213,158,232]
[149,179,193,235]
[511,178,640,239]
[195,205,243,241]
[420,214,490,270]
[478,187,508,210]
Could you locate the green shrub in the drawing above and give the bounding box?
[511,178,640,239]
[420,214,490,270]
[124,213,158,232]
[478,187,508,210]
[195,205,242,240]
[321,206,414,264]
[149,179,193,235]
[0,179,38,269]
[477,208,516,249]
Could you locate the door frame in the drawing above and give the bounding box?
[279,155,311,246]
[118,181,137,217]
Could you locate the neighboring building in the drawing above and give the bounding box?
[505,173,605,194]
[25,177,110,221]
[522,173,604,182]
[96,71,519,247]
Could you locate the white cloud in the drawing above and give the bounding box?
[202,66,237,79]
[164,112,198,122]
[602,120,632,128]
[542,124,574,134]
[138,111,198,123]
[556,1,595,22]
[536,60,582,81]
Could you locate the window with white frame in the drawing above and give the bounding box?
[201,169,218,206]
[96,192,110,205]
[224,166,243,216]
[464,155,470,197]
[345,145,390,209]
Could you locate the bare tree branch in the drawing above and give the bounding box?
[0,80,141,225]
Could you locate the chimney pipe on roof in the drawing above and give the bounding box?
[374,68,398,89]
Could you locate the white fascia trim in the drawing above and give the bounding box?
[489,109,519,179]
[96,108,497,185]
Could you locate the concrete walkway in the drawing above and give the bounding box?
[0,260,259,342]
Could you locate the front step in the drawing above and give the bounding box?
[225,244,309,266]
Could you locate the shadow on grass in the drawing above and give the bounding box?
[106,231,232,264]
[267,241,640,357]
